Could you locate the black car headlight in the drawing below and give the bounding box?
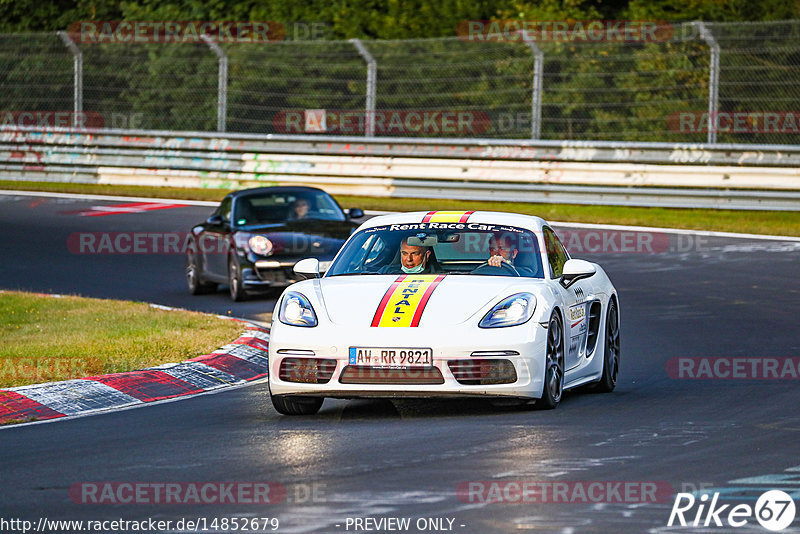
[479,293,536,328]
[248,235,273,256]
[278,292,318,327]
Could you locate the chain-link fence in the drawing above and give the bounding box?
[1,21,799,143]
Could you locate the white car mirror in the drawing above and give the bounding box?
[560,259,596,288]
[294,258,320,278]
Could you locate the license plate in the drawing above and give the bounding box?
[349,347,433,368]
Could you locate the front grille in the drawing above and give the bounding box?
[448,359,517,385]
[339,365,445,385]
[279,357,337,384]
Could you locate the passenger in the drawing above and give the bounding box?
[380,238,437,274]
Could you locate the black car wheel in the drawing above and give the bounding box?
[186,247,216,295]
[270,395,324,416]
[537,311,564,410]
[228,255,247,302]
[594,299,620,393]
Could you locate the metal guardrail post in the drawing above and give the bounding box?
[57,31,83,129]
[350,38,377,137]
[201,34,228,133]
[693,22,720,144]
[520,31,544,140]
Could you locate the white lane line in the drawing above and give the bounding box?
[0,189,219,206]
[2,189,798,241]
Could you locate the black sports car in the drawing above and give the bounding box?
[186,186,363,301]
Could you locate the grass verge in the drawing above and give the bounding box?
[0,290,243,388]
[2,180,799,237]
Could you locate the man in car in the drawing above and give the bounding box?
[486,232,536,276]
[380,237,437,274]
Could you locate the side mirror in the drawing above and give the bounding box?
[206,214,224,226]
[560,259,596,288]
[348,208,364,219]
[294,257,320,279]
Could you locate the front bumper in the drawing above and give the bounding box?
[268,320,548,400]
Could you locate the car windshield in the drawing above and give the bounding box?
[232,191,346,226]
[326,223,544,278]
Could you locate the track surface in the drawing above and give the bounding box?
[1,192,799,533]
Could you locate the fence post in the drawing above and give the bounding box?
[57,31,83,129]
[350,38,377,137]
[201,34,228,133]
[693,21,720,144]
[520,31,544,140]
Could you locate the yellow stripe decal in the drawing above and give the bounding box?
[371,275,446,327]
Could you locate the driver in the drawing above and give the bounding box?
[487,232,518,267]
[484,232,536,276]
[380,237,437,274]
[288,198,310,220]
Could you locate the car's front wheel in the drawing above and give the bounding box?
[594,299,620,393]
[270,395,324,416]
[537,311,564,410]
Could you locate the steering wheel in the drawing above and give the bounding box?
[471,260,520,276]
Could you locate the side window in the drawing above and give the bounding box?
[543,227,569,278]
[216,197,233,223]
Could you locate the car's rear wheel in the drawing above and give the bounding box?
[186,247,216,295]
[270,395,323,416]
[594,299,620,393]
[228,255,247,302]
[537,311,564,410]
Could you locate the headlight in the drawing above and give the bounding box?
[278,292,318,327]
[479,293,536,328]
[248,235,273,256]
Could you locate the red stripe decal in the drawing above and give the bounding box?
[409,275,446,327]
[371,275,407,327]
[459,211,475,223]
[421,211,436,223]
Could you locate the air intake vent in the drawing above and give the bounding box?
[448,359,517,385]
[586,301,603,356]
[339,366,444,385]
[279,358,337,384]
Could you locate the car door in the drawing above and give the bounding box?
[202,196,233,279]
[544,226,588,371]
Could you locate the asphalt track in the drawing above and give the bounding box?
[1,191,800,533]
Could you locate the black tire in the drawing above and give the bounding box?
[228,255,247,302]
[537,312,565,410]
[270,395,324,416]
[594,299,620,393]
[186,247,216,295]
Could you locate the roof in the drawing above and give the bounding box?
[227,186,327,198]
[356,210,548,232]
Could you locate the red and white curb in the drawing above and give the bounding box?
[0,322,269,426]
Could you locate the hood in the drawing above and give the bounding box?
[235,220,356,257]
[317,275,544,327]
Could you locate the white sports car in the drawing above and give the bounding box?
[268,211,620,415]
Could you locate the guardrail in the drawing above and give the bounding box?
[2,127,800,210]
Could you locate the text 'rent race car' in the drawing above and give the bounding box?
[268,211,620,415]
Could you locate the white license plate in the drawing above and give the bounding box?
[348,347,433,368]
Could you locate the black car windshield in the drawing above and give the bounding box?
[233,191,346,226]
[326,223,544,278]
